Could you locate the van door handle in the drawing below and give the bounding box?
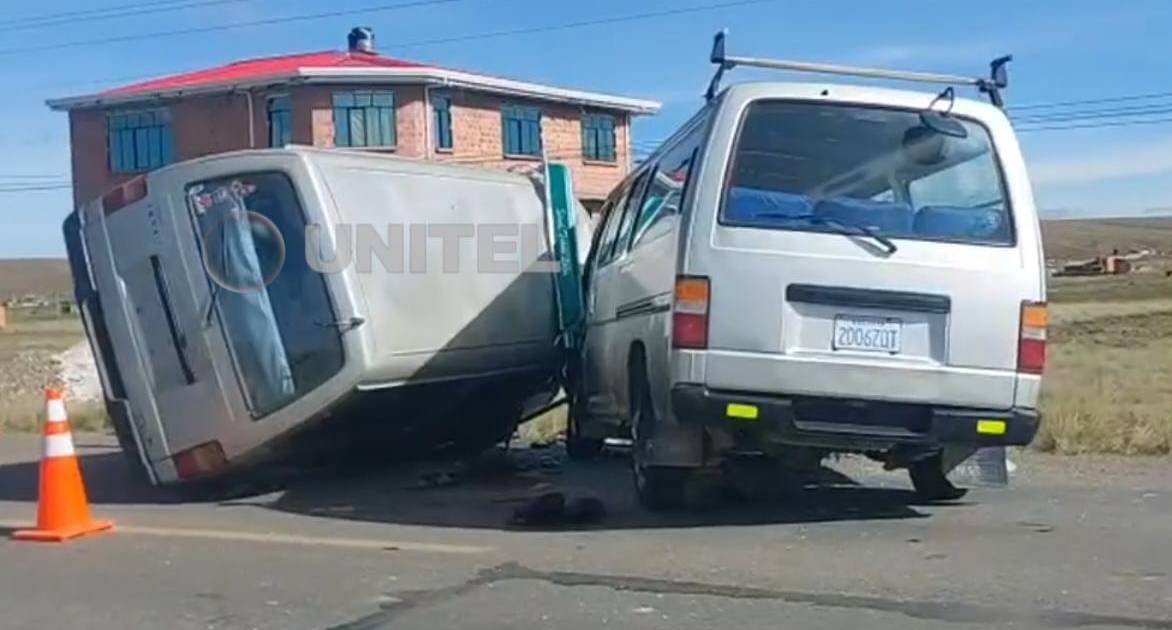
[149,255,197,385]
[315,317,365,334]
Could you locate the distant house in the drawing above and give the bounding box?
[47,27,660,210]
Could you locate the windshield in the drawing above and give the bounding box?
[721,100,1014,246]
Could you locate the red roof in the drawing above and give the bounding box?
[102,50,430,97]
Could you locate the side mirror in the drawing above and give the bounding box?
[903,125,949,166]
[918,111,968,139]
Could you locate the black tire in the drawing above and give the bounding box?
[634,463,689,510]
[450,397,522,457]
[629,359,687,510]
[909,454,968,502]
[566,398,604,460]
[106,401,154,485]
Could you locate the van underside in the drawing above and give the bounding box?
[670,384,1039,457]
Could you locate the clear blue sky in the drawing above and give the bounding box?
[2,0,1171,258]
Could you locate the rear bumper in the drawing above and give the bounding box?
[670,384,1038,450]
[693,350,1024,410]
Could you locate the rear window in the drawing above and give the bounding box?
[720,100,1013,246]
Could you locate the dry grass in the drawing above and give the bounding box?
[0,312,110,433]
[1049,272,1172,304]
[514,404,568,446]
[2,261,1168,455]
[1037,303,1172,455]
[0,258,72,302]
[2,397,109,434]
[1041,216,1172,261]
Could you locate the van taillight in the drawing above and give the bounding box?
[673,276,710,349]
[1017,301,1047,374]
[172,441,227,480]
[101,176,147,215]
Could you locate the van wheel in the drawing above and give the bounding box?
[566,403,604,460]
[451,399,521,456]
[565,359,604,460]
[629,363,687,510]
[634,462,689,510]
[909,454,968,502]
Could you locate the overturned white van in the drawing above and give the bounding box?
[64,147,587,484]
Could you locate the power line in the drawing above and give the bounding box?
[1016,116,1172,133]
[0,0,472,57]
[0,0,216,26]
[0,174,67,180]
[390,0,779,50]
[35,69,212,91]
[1009,90,1172,112]
[1013,103,1172,125]
[0,0,259,34]
[29,0,772,90]
[2,0,777,58]
[0,184,72,193]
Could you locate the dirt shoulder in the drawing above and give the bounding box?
[0,314,105,432]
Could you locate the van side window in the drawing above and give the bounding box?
[631,127,703,248]
[610,170,652,260]
[593,184,630,267]
[581,194,619,295]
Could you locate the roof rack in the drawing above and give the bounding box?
[704,30,1011,108]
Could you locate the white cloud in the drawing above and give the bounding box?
[1028,137,1172,186]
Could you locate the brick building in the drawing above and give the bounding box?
[48,28,660,209]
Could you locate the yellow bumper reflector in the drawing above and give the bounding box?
[726,403,759,420]
[976,419,1007,435]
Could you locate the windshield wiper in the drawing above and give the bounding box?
[751,212,899,255]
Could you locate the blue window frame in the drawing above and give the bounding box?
[501,104,542,157]
[582,113,616,162]
[268,95,292,148]
[433,94,453,151]
[108,109,173,174]
[332,91,395,148]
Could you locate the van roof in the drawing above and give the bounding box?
[717,81,1006,119]
[144,145,543,188]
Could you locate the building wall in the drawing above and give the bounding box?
[69,91,266,205]
[294,84,427,157]
[431,90,630,200]
[68,83,635,206]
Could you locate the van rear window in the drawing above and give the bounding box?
[720,101,1013,246]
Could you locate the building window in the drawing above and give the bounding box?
[433,94,453,151]
[501,104,542,157]
[582,113,616,162]
[332,91,395,148]
[108,109,173,174]
[268,95,292,148]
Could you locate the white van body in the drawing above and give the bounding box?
[66,148,565,484]
[573,81,1046,507]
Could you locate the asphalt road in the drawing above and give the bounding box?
[0,434,1170,629]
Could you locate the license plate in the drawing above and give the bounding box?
[832,316,901,353]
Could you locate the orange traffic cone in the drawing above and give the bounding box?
[13,389,113,542]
